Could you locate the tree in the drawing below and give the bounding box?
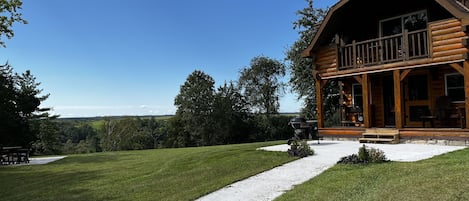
[174,70,215,146]
[138,117,163,149]
[0,0,27,47]
[238,56,286,115]
[211,81,251,144]
[285,0,327,119]
[99,118,154,151]
[31,120,61,155]
[0,63,53,147]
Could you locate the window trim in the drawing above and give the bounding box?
[444,72,465,103]
[352,83,362,107]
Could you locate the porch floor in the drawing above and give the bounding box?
[318,127,469,142]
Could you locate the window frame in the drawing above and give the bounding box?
[352,83,363,108]
[444,72,465,103]
[379,10,428,37]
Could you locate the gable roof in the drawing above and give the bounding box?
[302,0,469,58]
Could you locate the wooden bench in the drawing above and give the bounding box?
[359,129,399,144]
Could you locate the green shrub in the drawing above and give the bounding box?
[288,140,314,157]
[358,144,370,162]
[368,146,388,163]
[337,145,388,164]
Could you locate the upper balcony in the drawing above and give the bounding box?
[338,29,430,70]
[314,18,468,79]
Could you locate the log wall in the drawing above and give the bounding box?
[430,18,468,60]
[315,45,337,75]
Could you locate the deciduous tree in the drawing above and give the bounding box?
[212,81,250,144]
[285,0,327,119]
[174,70,215,146]
[238,56,286,115]
[0,0,27,47]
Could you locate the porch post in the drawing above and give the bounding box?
[315,78,324,128]
[361,74,370,128]
[464,60,469,128]
[393,70,403,128]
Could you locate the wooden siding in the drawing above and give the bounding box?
[315,45,338,75]
[318,127,364,138]
[314,18,469,79]
[400,128,469,139]
[431,19,467,59]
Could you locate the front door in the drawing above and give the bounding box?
[404,73,431,127]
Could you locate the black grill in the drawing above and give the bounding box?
[288,117,320,144]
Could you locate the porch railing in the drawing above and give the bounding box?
[338,29,429,70]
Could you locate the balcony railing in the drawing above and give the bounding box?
[338,29,429,70]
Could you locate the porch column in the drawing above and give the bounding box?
[361,74,370,128]
[464,60,469,128]
[315,78,324,128]
[393,70,403,128]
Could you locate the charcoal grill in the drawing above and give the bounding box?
[287,117,320,144]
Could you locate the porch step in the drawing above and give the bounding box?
[359,128,400,144]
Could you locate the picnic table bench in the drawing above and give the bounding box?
[0,146,30,165]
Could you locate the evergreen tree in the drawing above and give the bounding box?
[0,63,55,148]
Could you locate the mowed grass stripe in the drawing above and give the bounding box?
[0,141,294,201]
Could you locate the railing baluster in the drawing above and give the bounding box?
[337,29,429,69]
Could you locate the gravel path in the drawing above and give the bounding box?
[28,156,67,165]
[196,140,467,201]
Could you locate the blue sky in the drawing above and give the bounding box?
[0,0,337,117]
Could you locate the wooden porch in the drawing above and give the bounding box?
[318,127,469,142]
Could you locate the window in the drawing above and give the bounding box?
[352,84,363,109]
[380,10,427,37]
[445,73,465,102]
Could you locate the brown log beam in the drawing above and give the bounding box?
[432,43,464,52]
[400,69,412,81]
[430,19,460,30]
[432,26,463,36]
[433,37,465,47]
[362,74,370,128]
[431,32,466,41]
[315,78,324,128]
[464,61,469,128]
[393,70,403,128]
[432,48,468,58]
[353,76,362,85]
[449,63,464,75]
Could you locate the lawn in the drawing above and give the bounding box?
[0,141,295,201]
[275,147,469,201]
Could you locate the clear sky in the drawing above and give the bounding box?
[0,0,337,118]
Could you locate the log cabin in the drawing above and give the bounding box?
[302,0,469,144]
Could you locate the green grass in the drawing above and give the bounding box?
[0,141,295,201]
[275,147,469,201]
[89,119,105,129]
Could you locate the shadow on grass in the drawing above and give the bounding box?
[0,167,112,201]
